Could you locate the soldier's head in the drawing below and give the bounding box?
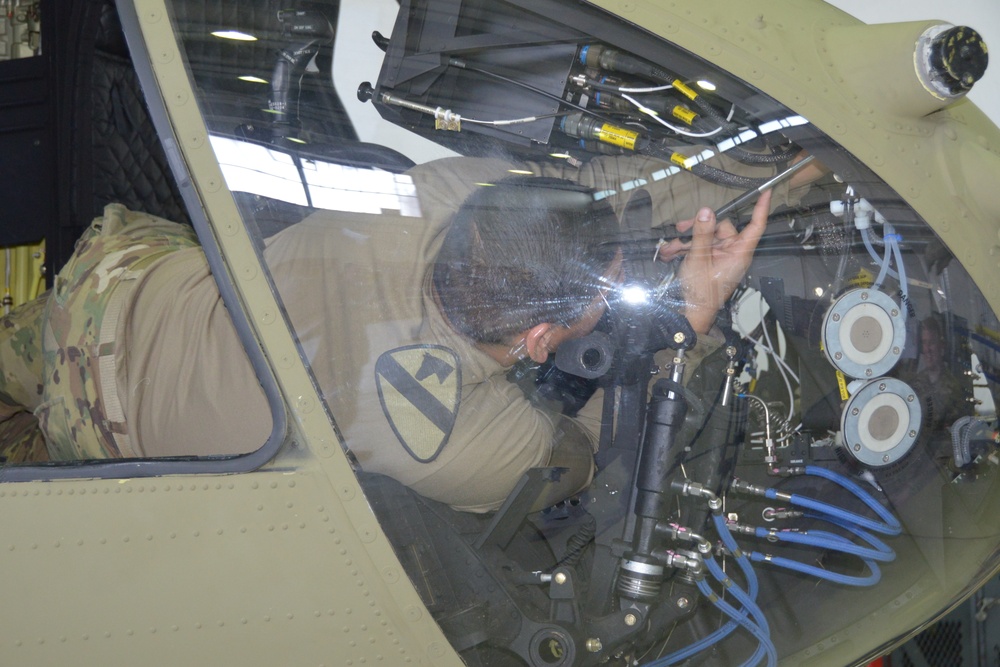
[433,176,620,360]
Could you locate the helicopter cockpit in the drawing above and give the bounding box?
[15,0,1000,665]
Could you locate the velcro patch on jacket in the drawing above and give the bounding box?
[375,345,461,463]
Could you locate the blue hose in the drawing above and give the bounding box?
[749,551,881,586]
[804,512,896,562]
[696,577,777,667]
[714,513,759,597]
[704,556,770,633]
[756,526,894,562]
[647,516,769,666]
[802,466,902,535]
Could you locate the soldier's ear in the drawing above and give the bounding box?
[524,323,557,364]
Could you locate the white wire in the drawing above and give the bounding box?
[757,306,795,424]
[462,114,547,126]
[617,83,675,93]
[621,93,726,138]
[733,293,800,426]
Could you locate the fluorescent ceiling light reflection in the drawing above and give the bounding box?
[696,80,717,91]
[211,30,257,41]
[210,135,423,217]
[239,75,269,84]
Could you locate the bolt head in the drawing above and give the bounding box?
[673,332,686,344]
[677,597,690,609]
[554,572,567,585]
[624,613,637,626]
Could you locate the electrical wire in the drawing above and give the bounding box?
[620,92,727,138]
[461,111,570,126]
[758,300,796,424]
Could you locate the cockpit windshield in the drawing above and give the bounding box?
[147,0,1000,664]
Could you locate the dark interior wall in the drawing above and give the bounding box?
[0,0,188,282]
[0,39,53,250]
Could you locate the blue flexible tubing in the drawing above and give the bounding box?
[803,512,896,562]
[713,513,759,596]
[648,515,768,666]
[749,551,881,586]
[696,577,777,667]
[802,466,902,535]
[704,556,771,633]
[862,227,899,281]
[755,526,894,562]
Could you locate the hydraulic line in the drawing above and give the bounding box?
[694,577,777,667]
[747,524,894,563]
[733,467,902,536]
[650,494,770,666]
[749,551,881,586]
[801,465,903,535]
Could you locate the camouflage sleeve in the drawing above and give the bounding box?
[0,293,47,419]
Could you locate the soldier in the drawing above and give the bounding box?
[0,152,812,511]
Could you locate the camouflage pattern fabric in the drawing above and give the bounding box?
[32,204,199,460]
[0,411,48,463]
[0,295,48,462]
[0,292,47,419]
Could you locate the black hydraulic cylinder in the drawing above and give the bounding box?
[632,378,687,555]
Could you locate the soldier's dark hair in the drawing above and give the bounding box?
[433,176,619,345]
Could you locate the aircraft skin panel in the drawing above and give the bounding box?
[0,468,456,665]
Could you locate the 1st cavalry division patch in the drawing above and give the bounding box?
[375,345,462,463]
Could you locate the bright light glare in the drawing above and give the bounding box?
[621,284,649,305]
[814,287,825,297]
[696,79,717,91]
[212,30,257,41]
[239,75,269,84]
[507,169,534,175]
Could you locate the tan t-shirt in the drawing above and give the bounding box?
[119,153,802,511]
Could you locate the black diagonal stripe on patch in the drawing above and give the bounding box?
[377,354,454,434]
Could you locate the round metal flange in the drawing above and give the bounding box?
[823,288,906,378]
[841,377,922,467]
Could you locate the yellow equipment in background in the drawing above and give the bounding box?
[0,240,45,314]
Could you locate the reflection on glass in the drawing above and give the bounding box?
[164,0,1000,664]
